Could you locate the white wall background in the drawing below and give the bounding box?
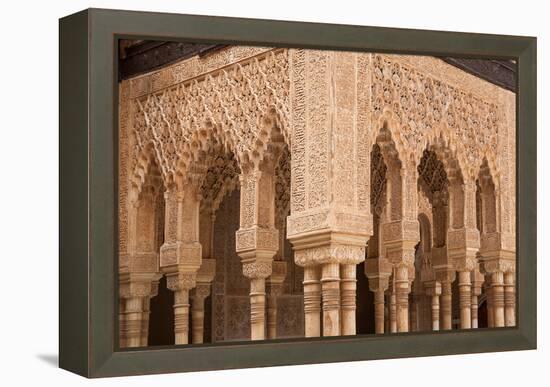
[0,0,546,385]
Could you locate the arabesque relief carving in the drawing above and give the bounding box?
[118,44,516,347]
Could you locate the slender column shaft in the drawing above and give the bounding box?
[409,295,418,332]
[441,281,453,330]
[458,271,472,329]
[487,284,494,328]
[431,295,440,331]
[384,297,390,333]
[321,262,340,336]
[471,294,479,328]
[140,297,151,346]
[191,296,206,344]
[491,272,505,327]
[125,296,144,347]
[250,278,267,340]
[395,267,409,333]
[174,289,190,344]
[374,290,385,334]
[340,264,357,336]
[504,272,516,327]
[390,291,397,333]
[303,266,321,337]
[266,293,278,339]
[266,282,284,340]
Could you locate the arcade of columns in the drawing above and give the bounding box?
[118,46,516,347]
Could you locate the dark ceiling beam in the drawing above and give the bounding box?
[118,40,516,92]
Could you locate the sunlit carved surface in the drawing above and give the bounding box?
[118,45,516,347]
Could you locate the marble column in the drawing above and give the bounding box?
[160,185,204,345]
[471,269,484,329]
[365,258,392,334]
[441,279,453,330]
[504,271,516,327]
[490,271,506,327]
[167,273,197,345]
[486,280,495,328]
[190,258,216,344]
[236,168,280,341]
[266,261,287,339]
[389,284,397,333]
[124,296,145,347]
[340,264,357,336]
[435,269,455,331]
[303,265,322,337]
[242,261,273,341]
[425,281,442,331]
[395,265,410,333]
[374,289,386,334]
[119,273,160,348]
[140,297,152,346]
[190,284,211,344]
[458,270,472,329]
[409,294,419,332]
[321,262,341,336]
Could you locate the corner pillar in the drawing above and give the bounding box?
[394,264,411,332]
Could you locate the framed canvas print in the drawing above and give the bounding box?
[59,8,537,378]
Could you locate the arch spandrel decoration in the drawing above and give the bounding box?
[129,48,291,193]
[371,54,507,185]
[117,45,517,346]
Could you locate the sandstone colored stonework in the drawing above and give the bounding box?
[118,45,516,347]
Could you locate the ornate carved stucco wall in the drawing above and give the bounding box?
[118,44,515,346]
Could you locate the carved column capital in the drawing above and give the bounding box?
[242,260,273,279]
[268,261,287,286]
[424,280,442,297]
[471,267,485,296]
[434,268,456,284]
[192,283,212,300]
[480,250,516,275]
[166,272,197,292]
[196,258,216,283]
[119,272,162,299]
[365,257,392,292]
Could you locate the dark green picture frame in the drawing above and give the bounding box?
[59,8,537,378]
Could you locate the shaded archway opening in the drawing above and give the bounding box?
[478,299,488,328]
[356,261,375,335]
[148,275,175,346]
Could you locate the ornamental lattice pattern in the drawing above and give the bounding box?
[131,49,290,189]
[371,54,501,182]
[118,45,516,346]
